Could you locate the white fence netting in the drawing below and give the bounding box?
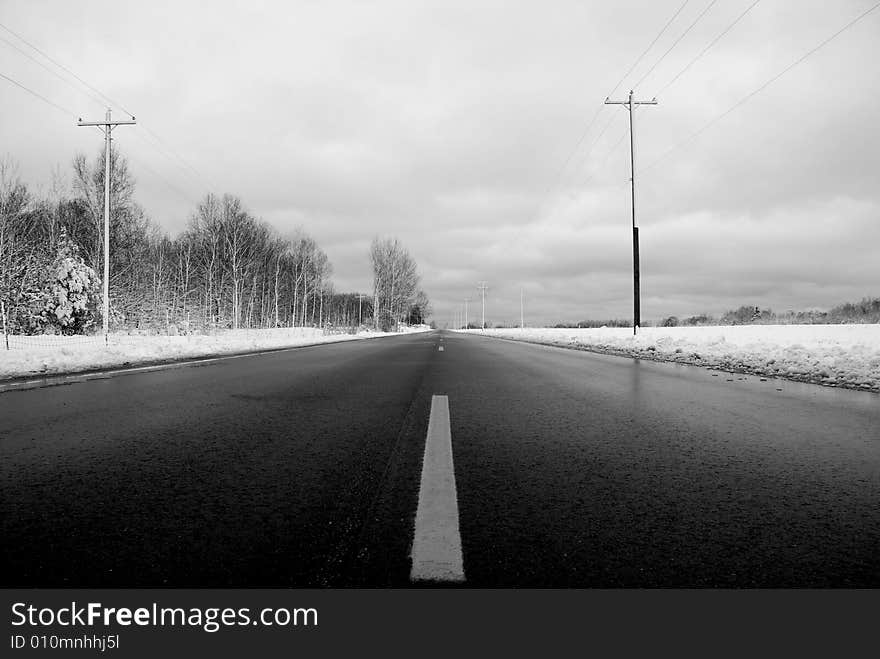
[1,327,344,351]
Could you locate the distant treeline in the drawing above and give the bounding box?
[542,297,880,329]
[660,298,880,327]
[549,319,632,329]
[0,151,429,335]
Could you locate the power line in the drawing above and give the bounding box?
[533,105,604,220]
[540,114,634,224]
[138,123,216,192]
[641,0,880,176]
[547,0,691,207]
[541,111,622,221]
[0,70,77,118]
[0,20,135,119]
[632,0,720,90]
[0,69,200,209]
[555,0,691,201]
[581,120,632,189]
[0,20,214,195]
[570,112,620,177]
[518,0,693,235]
[130,150,203,206]
[610,0,691,99]
[655,0,763,96]
[0,35,106,111]
[0,78,204,214]
[128,127,211,193]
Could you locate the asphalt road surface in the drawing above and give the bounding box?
[2,330,878,587]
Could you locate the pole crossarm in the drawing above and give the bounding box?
[77,119,137,127]
[604,97,658,106]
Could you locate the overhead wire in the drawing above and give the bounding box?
[547,0,690,200]
[632,0,720,91]
[0,20,135,118]
[519,0,693,237]
[126,128,208,191]
[608,0,691,99]
[548,0,692,209]
[0,34,106,113]
[547,0,700,222]
[0,70,201,210]
[138,124,216,192]
[0,69,78,119]
[0,19,215,195]
[541,111,624,221]
[640,0,880,176]
[130,154,203,206]
[582,121,632,189]
[654,0,763,96]
[584,0,754,190]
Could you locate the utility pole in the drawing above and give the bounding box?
[520,287,524,330]
[464,297,470,329]
[78,108,136,343]
[605,90,657,335]
[477,282,489,330]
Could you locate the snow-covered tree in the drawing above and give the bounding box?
[40,229,101,334]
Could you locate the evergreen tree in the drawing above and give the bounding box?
[40,229,101,334]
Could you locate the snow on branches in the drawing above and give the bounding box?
[40,229,101,334]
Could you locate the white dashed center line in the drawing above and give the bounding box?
[410,395,465,582]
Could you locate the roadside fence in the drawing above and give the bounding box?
[1,326,338,351]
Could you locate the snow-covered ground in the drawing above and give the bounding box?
[458,325,880,392]
[0,325,432,380]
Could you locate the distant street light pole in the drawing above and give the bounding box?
[520,287,524,330]
[78,108,136,343]
[477,282,489,330]
[605,90,657,335]
[464,297,470,329]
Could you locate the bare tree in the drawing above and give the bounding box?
[370,237,424,331]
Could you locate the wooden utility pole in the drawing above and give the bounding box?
[78,108,136,342]
[605,90,656,335]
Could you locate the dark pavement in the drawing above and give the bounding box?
[1,330,878,587]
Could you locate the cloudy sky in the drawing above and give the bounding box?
[1,0,878,325]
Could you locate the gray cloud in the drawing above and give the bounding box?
[1,0,877,326]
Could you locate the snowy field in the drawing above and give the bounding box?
[0,326,431,380]
[459,325,880,392]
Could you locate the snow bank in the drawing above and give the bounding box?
[460,325,880,392]
[0,325,432,380]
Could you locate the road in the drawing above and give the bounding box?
[1,330,878,587]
